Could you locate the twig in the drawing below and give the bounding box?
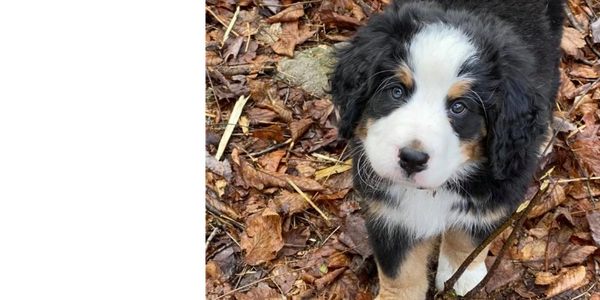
[463,183,556,298]
[585,36,600,59]
[206,241,234,261]
[216,94,249,160]
[245,138,292,157]
[213,276,272,299]
[286,178,331,226]
[565,4,586,34]
[206,68,222,122]
[205,7,240,37]
[206,226,220,248]
[320,225,340,246]
[440,201,521,295]
[206,203,245,230]
[222,6,240,45]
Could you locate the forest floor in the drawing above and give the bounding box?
[206,0,600,299]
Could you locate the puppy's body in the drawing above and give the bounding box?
[330,0,564,298]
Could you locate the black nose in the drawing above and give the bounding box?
[399,147,429,176]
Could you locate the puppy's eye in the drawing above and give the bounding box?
[451,101,466,114]
[390,86,404,99]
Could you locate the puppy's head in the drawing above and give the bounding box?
[330,3,547,189]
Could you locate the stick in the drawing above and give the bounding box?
[286,178,331,226]
[215,94,249,160]
[205,7,240,37]
[222,6,240,45]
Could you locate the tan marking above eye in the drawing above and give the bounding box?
[354,118,374,138]
[395,64,413,89]
[447,80,473,100]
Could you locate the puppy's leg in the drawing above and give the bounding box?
[435,228,488,296]
[368,222,434,300]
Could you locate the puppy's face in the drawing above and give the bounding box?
[352,24,488,189]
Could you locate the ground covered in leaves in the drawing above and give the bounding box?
[206,0,600,298]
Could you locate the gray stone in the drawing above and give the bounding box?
[277,44,343,98]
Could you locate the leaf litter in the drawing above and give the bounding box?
[206,0,600,298]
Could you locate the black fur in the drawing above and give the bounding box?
[329,0,564,294]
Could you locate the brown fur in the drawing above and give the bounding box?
[447,80,472,100]
[376,239,435,300]
[395,64,414,89]
[441,229,489,271]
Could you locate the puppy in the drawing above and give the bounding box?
[329,0,564,299]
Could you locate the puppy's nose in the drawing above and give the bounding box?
[399,147,429,176]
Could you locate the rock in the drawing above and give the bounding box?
[276,44,340,97]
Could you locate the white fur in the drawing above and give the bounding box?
[435,253,487,296]
[362,23,477,188]
[373,185,499,239]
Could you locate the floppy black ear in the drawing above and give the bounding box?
[487,69,549,180]
[329,42,378,139]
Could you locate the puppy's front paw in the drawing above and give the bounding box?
[435,254,487,296]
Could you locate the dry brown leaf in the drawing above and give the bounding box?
[591,293,600,300]
[272,189,310,215]
[240,208,284,265]
[560,244,597,266]
[206,193,241,220]
[558,71,577,100]
[587,210,600,247]
[485,258,523,292]
[266,103,293,123]
[528,184,566,218]
[327,270,359,299]
[545,265,587,297]
[561,27,585,59]
[281,225,310,256]
[351,3,366,21]
[569,64,599,78]
[207,50,223,66]
[290,118,313,142]
[572,138,600,176]
[246,108,278,124]
[271,265,297,294]
[339,213,372,258]
[535,271,560,285]
[252,124,284,142]
[315,267,346,291]
[235,282,281,300]
[272,21,299,57]
[327,251,352,268]
[266,3,304,23]
[258,149,286,172]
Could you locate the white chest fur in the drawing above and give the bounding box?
[373,185,493,239]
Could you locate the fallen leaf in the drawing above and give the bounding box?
[281,225,310,256]
[592,18,600,43]
[535,271,560,285]
[561,27,585,59]
[206,151,234,181]
[339,213,372,258]
[485,258,523,292]
[271,265,297,294]
[290,118,313,142]
[258,149,286,172]
[587,210,600,247]
[545,265,588,297]
[246,108,278,124]
[528,184,566,218]
[252,124,284,142]
[572,138,600,176]
[272,21,299,57]
[327,269,359,299]
[266,4,304,23]
[315,267,346,291]
[207,50,223,66]
[560,244,597,266]
[223,36,244,62]
[240,208,284,265]
[272,189,310,215]
[569,64,599,78]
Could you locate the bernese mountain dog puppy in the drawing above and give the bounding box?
[330,0,564,299]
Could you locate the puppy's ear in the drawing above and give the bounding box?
[329,41,381,139]
[487,68,549,180]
